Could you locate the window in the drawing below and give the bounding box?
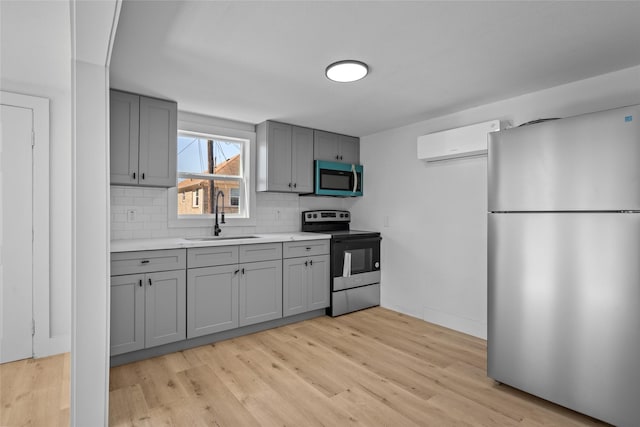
[176,131,247,218]
[230,188,239,207]
[192,190,200,208]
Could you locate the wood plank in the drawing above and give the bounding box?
[0,353,69,427]
[107,307,608,427]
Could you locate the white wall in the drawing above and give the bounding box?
[349,65,640,339]
[0,0,72,352]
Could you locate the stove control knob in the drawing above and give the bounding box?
[374,262,380,269]
[345,213,349,218]
[339,213,344,218]
[313,214,318,218]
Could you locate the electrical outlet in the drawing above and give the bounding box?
[127,209,137,222]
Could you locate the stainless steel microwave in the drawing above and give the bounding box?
[314,160,363,197]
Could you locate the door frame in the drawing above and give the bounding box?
[0,91,50,357]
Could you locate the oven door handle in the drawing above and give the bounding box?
[333,236,382,244]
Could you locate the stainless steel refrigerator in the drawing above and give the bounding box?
[487,104,640,427]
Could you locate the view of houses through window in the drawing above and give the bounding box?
[177,132,244,216]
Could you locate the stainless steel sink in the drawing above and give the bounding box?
[184,235,259,241]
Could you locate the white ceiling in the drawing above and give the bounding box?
[110,1,640,137]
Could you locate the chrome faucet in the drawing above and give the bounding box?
[213,190,225,236]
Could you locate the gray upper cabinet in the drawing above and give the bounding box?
[110,91,139,185]
[256,121,313,193]
[313,130,360,164]
[110,89,177,187]
[138,96,177,187]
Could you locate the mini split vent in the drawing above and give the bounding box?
[417,120,500,162]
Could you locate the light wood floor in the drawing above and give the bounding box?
[0,352,70,426]
[109,307,609,426]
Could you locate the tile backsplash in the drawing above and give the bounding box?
[110,186,347,240]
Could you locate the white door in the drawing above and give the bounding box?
[0,104,33,363]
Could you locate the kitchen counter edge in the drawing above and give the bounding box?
[110,232,331,253]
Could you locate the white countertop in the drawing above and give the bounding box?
[111,232,331,253]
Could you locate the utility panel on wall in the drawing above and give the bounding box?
[417,120,500,162]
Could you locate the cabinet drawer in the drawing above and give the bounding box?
[111,249,186,276]
[283,240,330,258]
[239,243,282,263]
[187,246,239,268]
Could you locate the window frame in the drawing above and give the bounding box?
[191,189,200,208]
[168,113,257,228]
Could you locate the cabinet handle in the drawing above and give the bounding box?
[148,278,152,286]
[305,261,308,267]
[132,172,136,179]
[335,155,339,160]
[309,260,313,266]
[141,172,145,180]
[288,182,292,188]
[241,268,245,275]
[234,269,240,275]
[340,155,343,160]
[306,247,311,251]
[140,260,150,264]
[139,279,142,287]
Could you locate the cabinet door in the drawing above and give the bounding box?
[313,130,340,161]
[110,274,145,355]
[338,135,360,164]
[145,270,186,348]
[138,96,177,187]
[239,260,282,327]
[266,121,294,192]
[291,126,314,193]
[187,265,239,338]
[283,258,308,317]
[110,90,139,185]
[308,255,330,310]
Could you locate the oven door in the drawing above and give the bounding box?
[332,235,381,291]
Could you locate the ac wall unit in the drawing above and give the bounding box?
[417,120,500,162]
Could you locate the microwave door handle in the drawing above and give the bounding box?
[352,164,358,193]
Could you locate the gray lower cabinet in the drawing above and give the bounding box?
[110,274,145,355]
[187,264,239,338]
[186,242,283,333]
[110,249,186,356]
[283,255,330,316]
[110,269,186,356]
[239,259,283,327]
[145,270,186,347]
[283,240,330,317]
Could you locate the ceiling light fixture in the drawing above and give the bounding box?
[325,60,369,83]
